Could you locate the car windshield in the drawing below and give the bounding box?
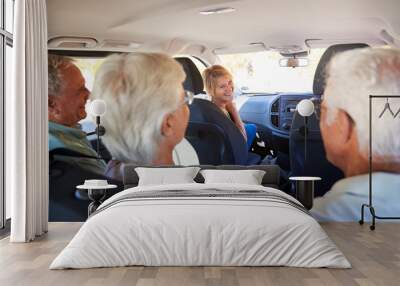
[218,48,326,94]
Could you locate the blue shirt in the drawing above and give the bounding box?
[311,172,400,221]
[49,121,106,175]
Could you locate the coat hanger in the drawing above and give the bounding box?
[378,97,395,118]
[394,107,400,119]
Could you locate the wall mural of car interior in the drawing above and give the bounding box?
[2,0,398,276]
[48,44,400,227]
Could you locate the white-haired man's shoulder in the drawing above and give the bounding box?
[173,138,199,166]
[311,172,400,222]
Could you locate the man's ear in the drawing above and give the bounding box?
[48,96,62,119]
[336,109,354,144]
[161,113,174,137]
[48,96,57,110]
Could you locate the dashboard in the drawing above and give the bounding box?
[239,92,316,154]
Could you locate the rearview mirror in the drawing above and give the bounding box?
[279,58,309,68]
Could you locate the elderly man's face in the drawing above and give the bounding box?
[320,102,339,165]
[49,63,90,127]
[175,89,190,139]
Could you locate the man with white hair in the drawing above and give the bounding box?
[48,54,106,175]
[92,53,194,180]
[311,47,400,221]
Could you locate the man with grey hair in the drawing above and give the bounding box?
[311,47,400,221]
[91,52,191,180]
[48,54,106,175]
[311,48,400,221]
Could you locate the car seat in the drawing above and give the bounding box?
[185,122,226,165]
[289,43,369,197]
[175,57,205,94]
[49,148,122,221]
[189,98,261,165]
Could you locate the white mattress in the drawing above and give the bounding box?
[50,183,350,269]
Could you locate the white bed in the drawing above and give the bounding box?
[50,183,350,269]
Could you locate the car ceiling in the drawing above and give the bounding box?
[47,0,400,62]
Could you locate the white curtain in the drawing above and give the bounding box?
[9,0,48,242]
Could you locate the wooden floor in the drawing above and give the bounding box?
[0,222,399,286]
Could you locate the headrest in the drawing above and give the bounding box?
[188,98,246,145]
[189,98,220,121]
[175,57,204,94]
[313,43,369,95]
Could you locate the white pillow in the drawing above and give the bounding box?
[135,167,200,186]
[200,169,266,185]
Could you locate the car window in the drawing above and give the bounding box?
[73,57,105,130]
[74,57,105,91]
[218,48,326,94]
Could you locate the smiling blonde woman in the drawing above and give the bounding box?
[203,65,247,137]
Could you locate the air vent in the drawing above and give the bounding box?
[271,115,279,128]
[271,99,280,113]
[270,99,280,128]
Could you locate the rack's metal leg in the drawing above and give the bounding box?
[359,204,366,225]
[360,204,377,230]
[369,206,376,231]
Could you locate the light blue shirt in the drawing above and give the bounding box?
[49,121,106,175]
[311,172,400,222]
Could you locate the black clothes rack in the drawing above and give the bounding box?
[359,95,400,230]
